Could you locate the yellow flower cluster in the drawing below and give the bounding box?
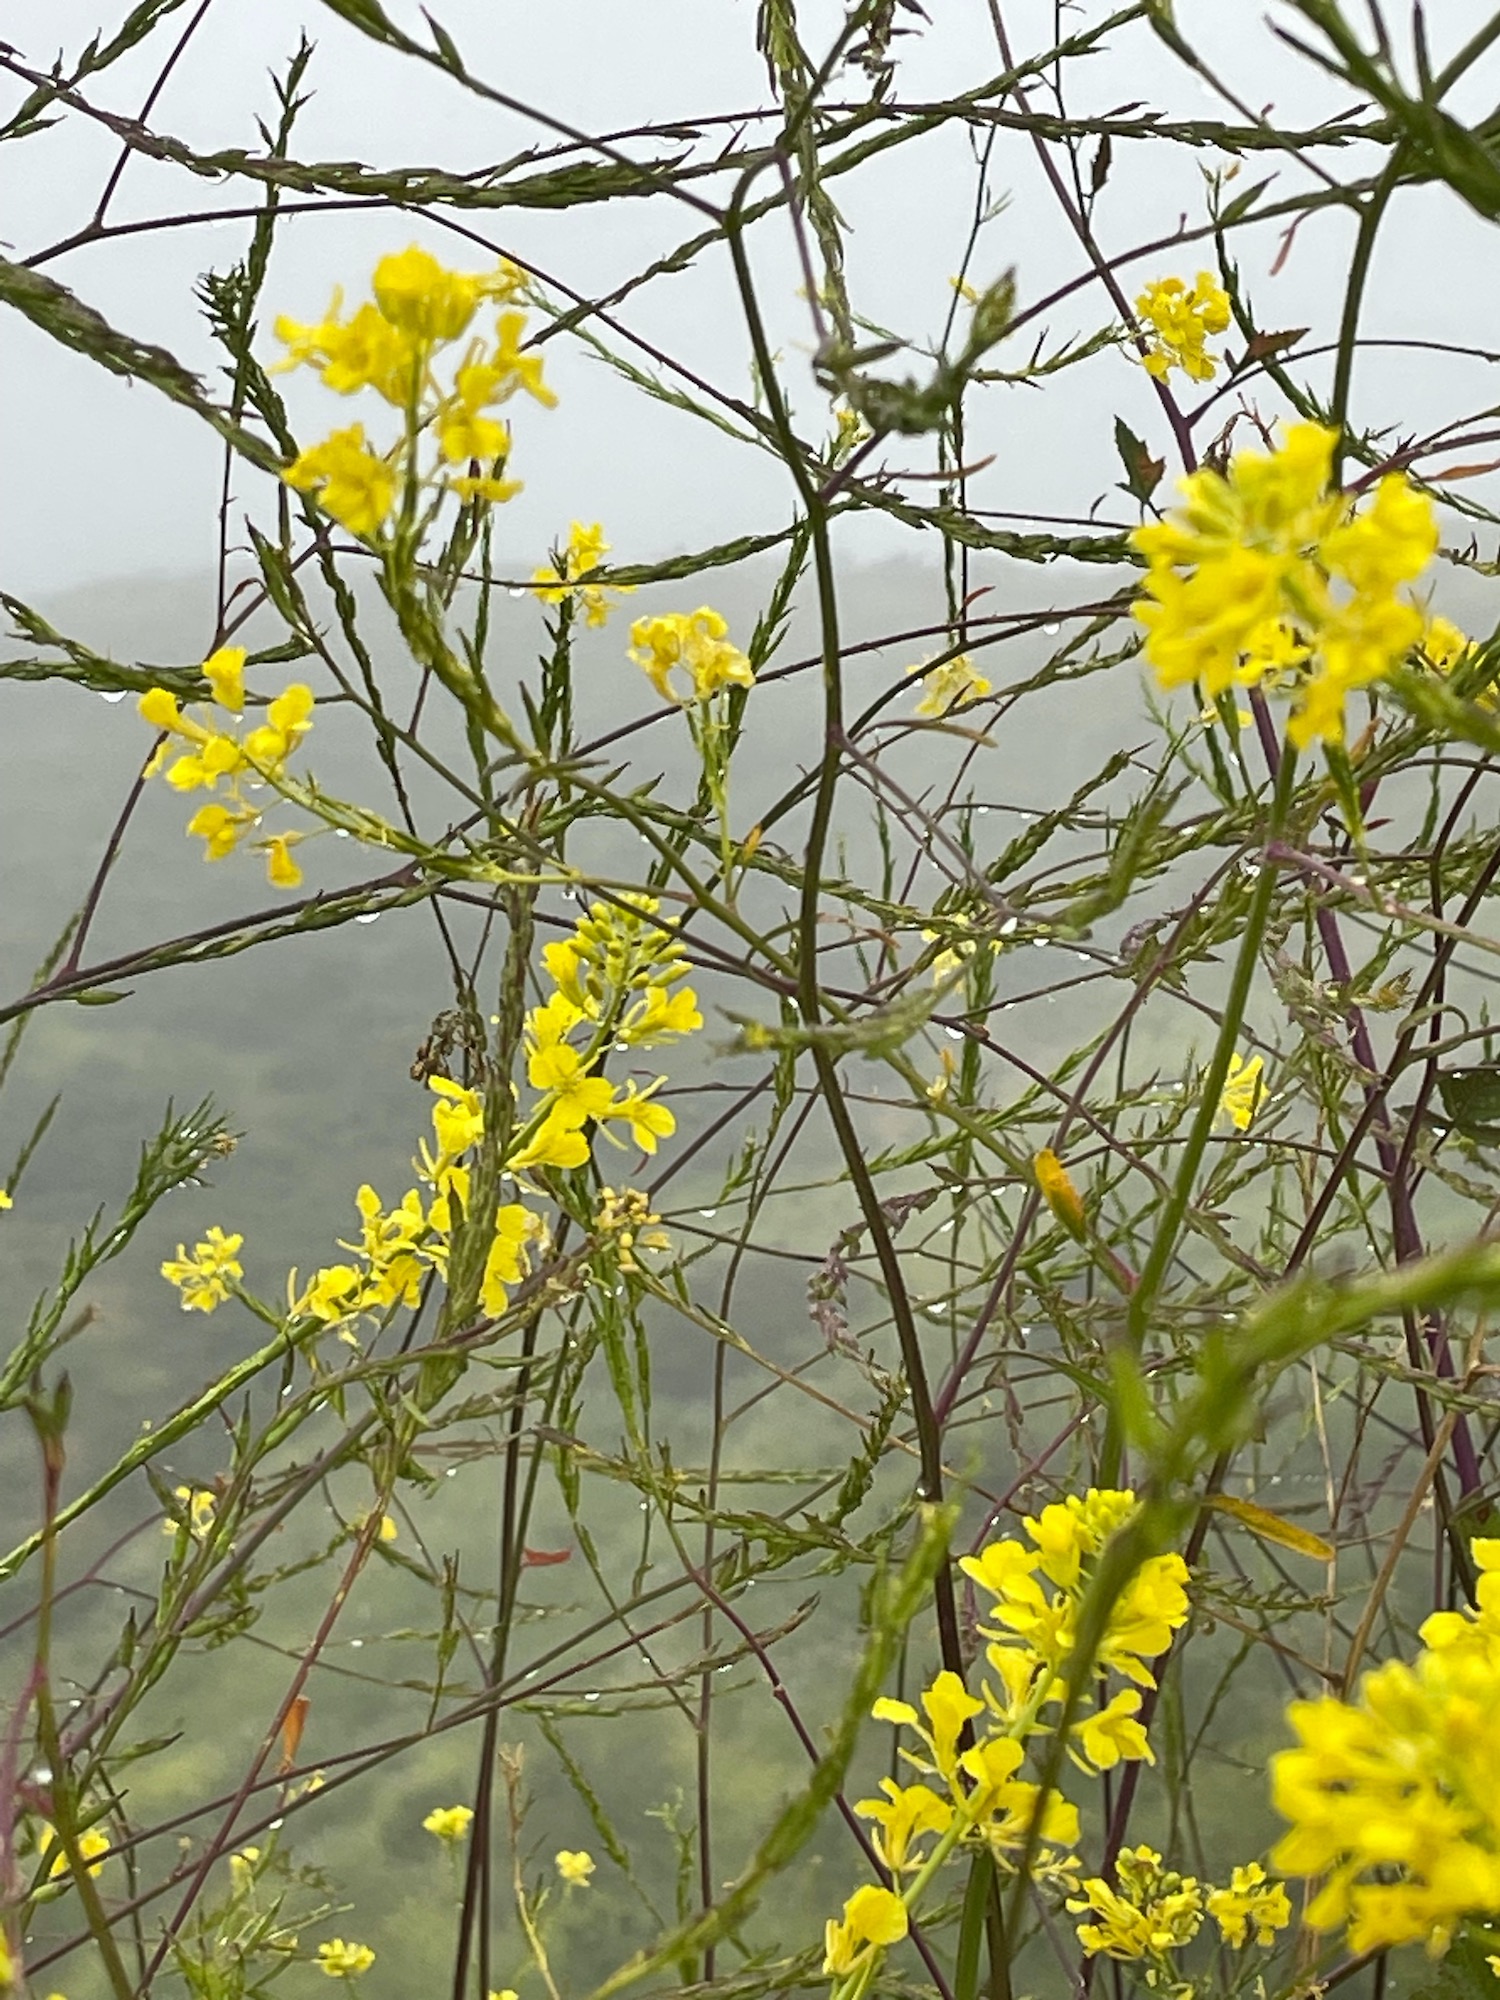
[315,1939,374,1979]
[822,1492,1194,1987]
[534,520,634,628]
[139,651,313,886]
[1068,1847,1290,1965]
[285,894,700,1330]
[156,897,701,1331]
[291,1075,537,1329]
[160,1226,245,1313]
[628,608,753,705]
[1132,422,1438,748]
[422,1804,473,1843]
[909,652,992,718]
[1273,1536,1500,1955]
[276,245,554,539]
[1135,271,1231,382]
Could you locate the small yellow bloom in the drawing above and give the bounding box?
[1136,271,1231,382]
[39,1824,110,1881]
[555,1849,595,1886]
[160,1227,244,1313]
[259,832,304,890]
[822,1884,908,1976]
[202,646,246,713]
[0,1189,13,1211]
[372,244,485,343]
[284,425,395,540]
[1034,1148,1086,1241]
[533,521,634,628]
[1217,1053,1264,1132]
[628,608,753,705]
[315,1939,375,1978]
[909,652,992,718]
[186,802,259,862]
[422,1804,474,1843]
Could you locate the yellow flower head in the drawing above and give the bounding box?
[555,1849,595,1886]
[628,608,753,705]
[315,1939,375,1979]
[284,425,395,540]
[422,1804,474,1843]
[202,646,246,713]
[909,652,992,718]
[822,1884,908,1976]
[160,1227,244,1313]
[1034,1148,1086,1241]
[1136,271,1231,382]
[533,521,635,628]
[372,245,486,343]
[1131,422,1436,747]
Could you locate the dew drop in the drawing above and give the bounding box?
[509,587,527,598]
[944,1026,963,1041]
[335,828,350,839]
[349,1639,363,1650]
[698,1207,718,1219]
[269,1816,284,1830]
[100,690,128,705]
[355,912,380,926]
[445,1467,458,1478]
[1042,622,1061,636]
[33,1765,53,1785]
[584,1690,600,1702]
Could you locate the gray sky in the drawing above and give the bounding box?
[5,1,1500,601]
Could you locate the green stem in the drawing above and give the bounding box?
[1102,748,1298,1483]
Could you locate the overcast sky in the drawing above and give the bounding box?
[5,1,1500,602]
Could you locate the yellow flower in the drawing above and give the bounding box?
[599,1081,675,1155]
[1272,1626,1500,1954]
[1069,1846,1203,1961]
[490,310,558,409]
[1136,271,1231,382]
[315,1939,375,1978]
[372,244,485,342]
[186,802,259,862]
[1072,1688,1152,1773]
[619,983,702,1047]
[259,832,304,890]
[533,521,634,628]
[202,645,246,713]
[509,1112,592,1173]
[822,1884,908,1975]
[527,1043,615,1130]
[39,1824,110,1881]
[853,1778,951,1873]
[0,1190,12,1211]
[160,1227,244,1313]
[1217,1052,1264,1132]
[428,1075,486,1162]
[284,425,395,539]
[1131,422,1436,747]
[1034,1148,1086,1241]
[1205,1863,1292,1948]
[422,1805,474,1843]
[909,652,992,717]
[555,1849,595,1886]
[293,1264,367,1324]
[244,684,315,771]
[627,608,753,705]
